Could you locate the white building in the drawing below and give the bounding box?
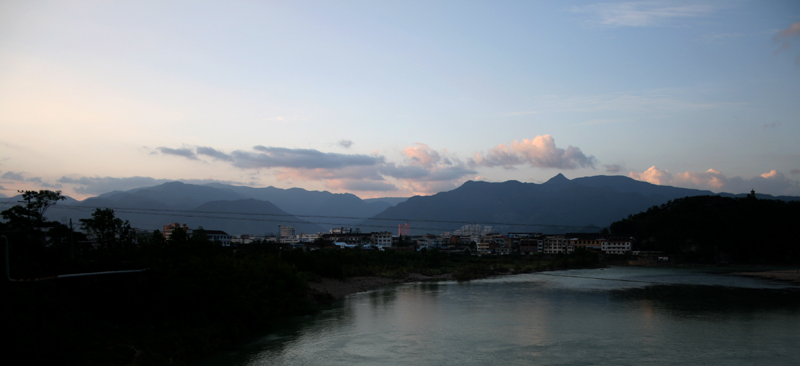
[204,230,231,246]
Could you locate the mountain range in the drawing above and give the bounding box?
[1,174,796,236]
[360,174,798,234]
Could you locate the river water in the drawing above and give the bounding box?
[197,267,800,366]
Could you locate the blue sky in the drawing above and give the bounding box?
[1,0,799,199]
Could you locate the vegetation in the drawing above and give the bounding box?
[610,195,800,264]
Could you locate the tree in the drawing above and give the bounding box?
[1,190,66,230]
[1,190,67,250]
[80,208,134,255]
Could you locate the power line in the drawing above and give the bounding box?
[0,201,603,232]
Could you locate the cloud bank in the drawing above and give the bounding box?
[151,138,599,194]
[2,171,62,188]
[629,166,800,196]
[153,143,483,194]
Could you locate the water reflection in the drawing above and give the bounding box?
[197,268,800,366]
[611,284,800,317]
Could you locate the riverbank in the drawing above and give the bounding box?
[728,269,800,285]
[307,263,608,301]
[308,273,455,301]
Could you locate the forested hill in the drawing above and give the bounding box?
[610,195,800,264]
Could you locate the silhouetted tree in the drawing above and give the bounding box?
[1,190,66,233]
[80,208,134,256]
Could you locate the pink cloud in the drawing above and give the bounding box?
[776,22,800,40]
[402,143,442,169]
[774,22,800,59]
[675,169,727,190]
[325,179,398,192]
[470,135,596,169]
[760,170,784,179]
[400,180,462,196]
[629,167,800,196]
[628,166,673,185]
[266,144,476,196]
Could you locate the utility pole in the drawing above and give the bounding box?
[70,218,74,260]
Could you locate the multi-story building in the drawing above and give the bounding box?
[542,235,568,254]
[279,225,295,237]
[330,227,359,234]
[519,238,543,255]
[602,237,632,255]
[476,241,491,255]
[371,231,393,248]
[398,223,411,236]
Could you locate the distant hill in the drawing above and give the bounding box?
[7,182,398,235]
[80,181,245,210]
[187,199,325,235]
[360,174,800,235]
[203,183,393,226]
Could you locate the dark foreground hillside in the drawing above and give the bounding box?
[610,195,800,264]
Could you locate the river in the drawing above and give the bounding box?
[196,267,800,366]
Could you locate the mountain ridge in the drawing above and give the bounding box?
[3,175,797,236]
[359,175,799,235]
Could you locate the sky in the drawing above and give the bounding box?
[1,0,799,200]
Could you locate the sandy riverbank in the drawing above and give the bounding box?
[308,273,455,301]
[728,269,800,285]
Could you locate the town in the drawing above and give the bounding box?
[160,222,638,257]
